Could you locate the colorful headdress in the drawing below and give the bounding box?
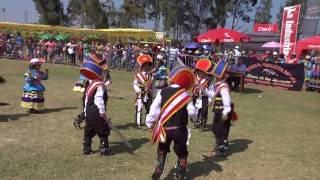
[212,59,229,79]
[30,58,45,65]
[80,54,104,80]
[169,66,195,90]
[84,53,101,64]
[137,54,153,66]
[195,59,212,73]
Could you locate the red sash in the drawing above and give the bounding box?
[151,89,192,144]
[135,72,152,93]
[214,81,229,94]
[85,81,104,103]
[192,77,209,95]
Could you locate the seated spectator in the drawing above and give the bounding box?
[279,53,286,63]
[227,58,247,92]
[261,50,271,61]
[288,53,298,64]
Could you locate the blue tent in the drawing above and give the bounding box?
[184,42,201,49]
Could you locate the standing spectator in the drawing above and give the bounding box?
[27,37,35,58]
[96,42,103,59]
[45,40,54,62]
[78,42,84,63]
[67,40,76,64]
[15,32,24,59]
[288,53,298,64]
[168,45,178,71]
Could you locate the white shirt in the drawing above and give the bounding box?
[145,84,197,128]
[133,71,150,93]
[84,86,106,116]
[205,81,231,115]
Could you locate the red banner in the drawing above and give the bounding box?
[253,24,278,33]
[280,4,301,61]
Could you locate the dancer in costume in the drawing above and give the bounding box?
[192,59,212,129]
[205,59,237,157]
[80,55,111,155]
[73,74,88,93]
[153,54,168,95]
[21,58,48,113]
[133,54,154,127]
[146,66,197,180]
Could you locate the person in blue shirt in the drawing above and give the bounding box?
[21,58,49,113]
[226,58,246,92]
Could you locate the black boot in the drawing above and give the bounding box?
[152,150,167,180]
[99,137,110,156]
[174,157,187,180]
[82,138,92,155]
[215,140,229,157]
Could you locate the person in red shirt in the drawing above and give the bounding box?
[288,53,299,64]
[261,50,271,61]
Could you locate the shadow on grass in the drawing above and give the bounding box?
[163,138,253,179]
[0,113,30,122]
[243,87,263,94]
[108,96,125,100]
[0,102,10,106]
[110,137,149,156]
[37,107,78,114]
[115,122,137,130]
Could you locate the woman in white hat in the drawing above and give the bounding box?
[21,58,49,113]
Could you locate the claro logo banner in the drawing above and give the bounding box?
[280,4,301,60]
[253,24,278,33]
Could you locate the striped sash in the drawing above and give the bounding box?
[193,77,209,95]
[151,89,192,144]
[85,81,104,103]
[214,81,229,94]
[135,72,152,93]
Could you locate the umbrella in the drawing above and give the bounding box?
[184,42,201,49]
[40,33,53,40]
[197,28,249,43]
[202,44,214,51]
[55,33,69,41]
[262,41,281,48]
[296,35,320,58]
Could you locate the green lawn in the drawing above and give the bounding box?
[0,59,319,180]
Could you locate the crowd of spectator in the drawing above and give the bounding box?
[1,32,319,91]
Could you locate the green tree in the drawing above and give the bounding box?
[119,0,146,28]
[228,0,258,30]
[67,0,109,28]
[33,0,65,25]
[255,0,273,23]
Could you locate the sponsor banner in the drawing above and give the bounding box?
[242,57,304,91]
[253,24,278,32]
[280,4,301,60]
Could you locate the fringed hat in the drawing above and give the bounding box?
[84,53,101,64]
[80,54,104,80]
[137,54,153,66]
[195,59,212,73]
[30,58,45,65]
[212,59,229,79]
[169,66,195,90]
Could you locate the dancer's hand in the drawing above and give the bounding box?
[222,113,228,121]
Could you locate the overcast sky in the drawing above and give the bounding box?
[0,0,285,31]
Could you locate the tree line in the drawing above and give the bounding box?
[33,0,308,40]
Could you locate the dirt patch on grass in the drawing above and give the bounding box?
[0,138,18,149]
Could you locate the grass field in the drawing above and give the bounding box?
[0,59,319,180]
